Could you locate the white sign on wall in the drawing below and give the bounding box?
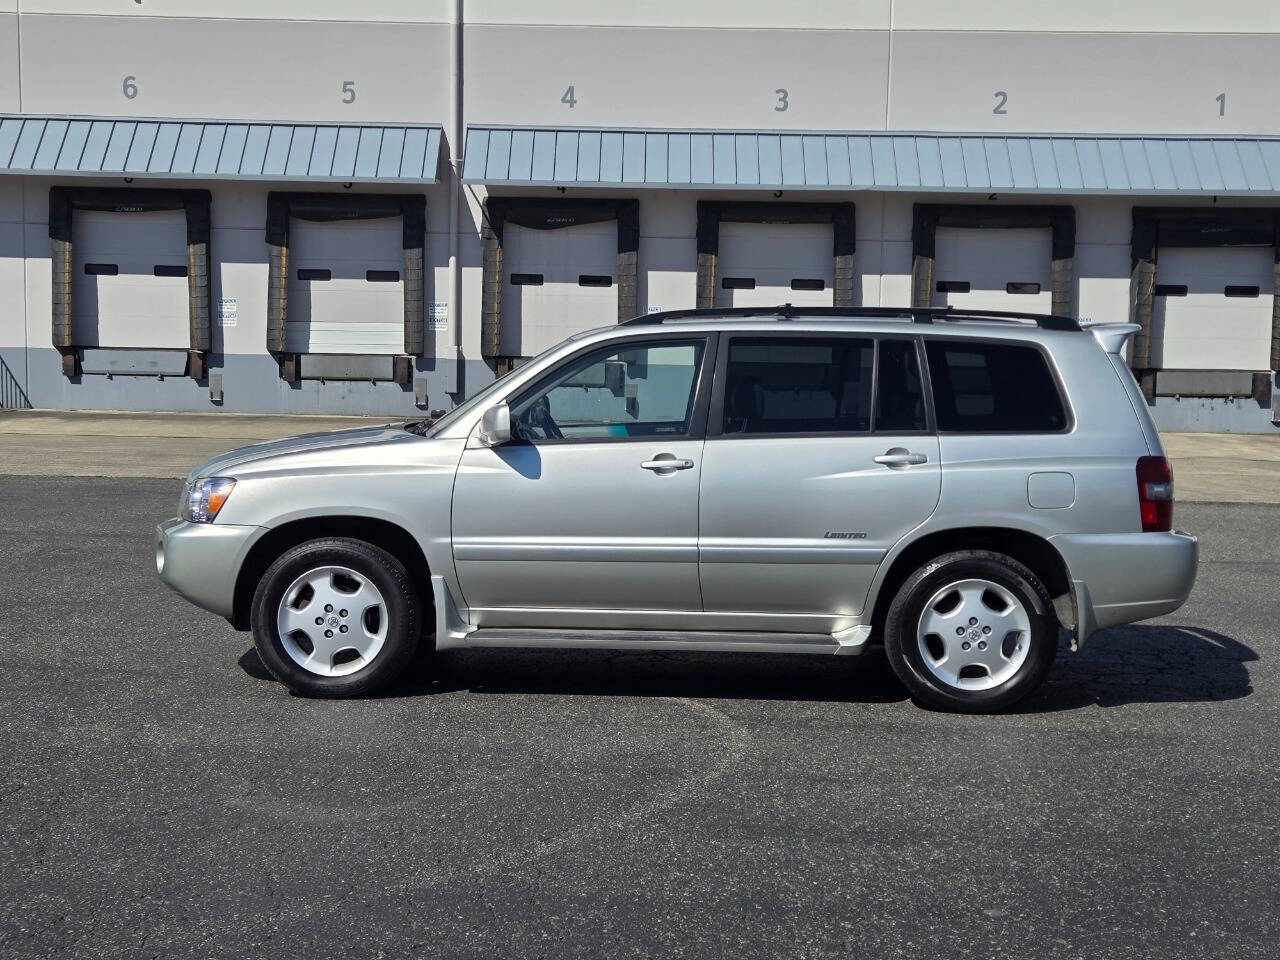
[217,297,238,327]
[429,301,449,331]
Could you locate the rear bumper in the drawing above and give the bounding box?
[1049,530,1199,644]
[155,518,262,620]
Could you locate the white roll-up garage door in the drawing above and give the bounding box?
[1151,247,1274,370]
[714,222,833,309]
[500,221,617,356]
[285,217,404,355]
[932,228,1053,313]
[72,210,189,349]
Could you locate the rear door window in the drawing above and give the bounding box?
[925,340,1067,432]
[721,336,874,435]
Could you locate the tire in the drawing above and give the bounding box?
[250,537,422,698]
[883,550,1057,713]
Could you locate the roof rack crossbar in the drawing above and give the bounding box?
[620,305,1081,332]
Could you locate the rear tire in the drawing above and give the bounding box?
[250,537,422,698]
[884,550,1057,713]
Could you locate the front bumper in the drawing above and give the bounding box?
[155,518,263,620]
[1049,530,1199,645]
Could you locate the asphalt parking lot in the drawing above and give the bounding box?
[1,476,1277,959]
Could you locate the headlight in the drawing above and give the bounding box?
[185,478,236,523]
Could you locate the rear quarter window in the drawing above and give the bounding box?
[925,340,1068,433]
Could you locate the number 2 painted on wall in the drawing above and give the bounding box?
[993,91,1008,115]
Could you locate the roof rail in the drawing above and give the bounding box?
[621,305,1081,332]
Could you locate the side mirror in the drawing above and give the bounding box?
[477,402,512,447]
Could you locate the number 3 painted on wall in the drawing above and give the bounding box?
[775,89,789,112]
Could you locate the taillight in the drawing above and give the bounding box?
[1136,456,1173,532]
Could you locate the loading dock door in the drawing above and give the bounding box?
[72,210,189,349]
[932,228,1054,313]
[714,222,834,309]
[284,217,405,355]
[500,221,618,357]
[1152,247,1274,370]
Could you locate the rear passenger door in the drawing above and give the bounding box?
[697,333,941,633]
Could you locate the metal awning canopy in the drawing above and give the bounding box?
[464,126,1280,195]
[0,116,442,183]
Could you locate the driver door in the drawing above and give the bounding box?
[451,334,715,629]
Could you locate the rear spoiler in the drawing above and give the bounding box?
[1086,322,1142,355]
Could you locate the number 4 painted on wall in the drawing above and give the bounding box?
[561,85,577,108]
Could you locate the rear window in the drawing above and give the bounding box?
[925,340,1068,433]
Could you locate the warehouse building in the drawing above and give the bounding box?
[0,1,1277,432]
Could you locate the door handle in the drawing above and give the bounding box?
[641,456,695,472]
[874,449,928,467]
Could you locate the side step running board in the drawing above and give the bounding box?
[459,626,871,656]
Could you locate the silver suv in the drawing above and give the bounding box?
[157,307,1198,712]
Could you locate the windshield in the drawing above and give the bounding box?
[421,341,565,438]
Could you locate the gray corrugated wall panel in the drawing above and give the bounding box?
[54,120,90,170]
[307,126,338,177]
[484,128,510,180]
[870,137,895,186]
[531,130,556,181]
[780,135,805,185]
[1028,139,1059,189]
[399,127,427,179]
[101,121,136,171]
[1213,140,1247,191]
[825,136,851,186]
[915,136,943,188]
[573,130,598,182]
[712,134,735,185]
[461,127,488,181]
[983,138,1012,189]
[217,124,249,175]
[734,134,758,186]
[623,131,645,183]
[1236,140,1273,191]
[645,133,667,184]
[240,125,270,176]
[1145,139,1177,190]
[960,138,989,189]
[330,127,359,178]
[1098,138,1129,190]
[423,128,441,179]
[11,118,47,168]
[666,133,690,183]
[283,126,315,177]
[1189,140,1223,191]
[31,119,66,169]
[1006,138,1036,189]
[599,132,623,182]
[193,123,226,175]
[170,124,202,174]
[353,127,381,178]
[891,137,919,187]
[0,117,22,165]
[376,128,405,179]
[1259,142,1280,188]
[802,135,828,186]
[261,126,292,176]
[1051,139,1083,190]
[758,135,782,185]
[78,121,113,171]
[850,137,875,186]
[1077,139,1107,190]
[124,122,159,172]
[1120,139,1153,190]
[688,134,712,184]
[555,130,579,182]
[1167,140,1199,190]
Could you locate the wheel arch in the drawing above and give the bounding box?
[868,526,1073,641]
[231,516,431,631]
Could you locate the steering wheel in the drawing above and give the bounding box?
[521,395,563,440]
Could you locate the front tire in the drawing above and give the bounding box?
[884,550,1057,713]
[250,537,421,698]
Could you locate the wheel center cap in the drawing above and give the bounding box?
[968,627,981,641]
[327,616,339,627]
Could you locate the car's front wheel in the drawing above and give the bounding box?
[250,537,422,697]
[883,550,1057,713]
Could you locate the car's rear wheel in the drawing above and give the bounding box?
[250,537,421,697]
[884,550,1057,713]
